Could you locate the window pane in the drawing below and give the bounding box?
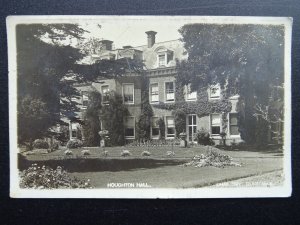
[123,84,134,103]
[71,130,77,137]
[192,115,196,125]
[167,128,175,135]
[124,117,134,127]
[166,117,174,127]
[187,84,197,100]
[230,114,238,125]
[82,100,88,107]
[188,115,193,125]
[210,84,220,98]
[125,128,134,137]
[165,82,174,101]
[211,114,221,125]
[212,126,220,134]
[102,85,109,93]
[158,54,165,66]
[151,117,159,127]
[152,128,159,136]
[150,84,159,102]
[230,125,239,135]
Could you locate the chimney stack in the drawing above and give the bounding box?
[99,40,113,51]
[145,31,157,48]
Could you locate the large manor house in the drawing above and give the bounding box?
[66,30,242,145]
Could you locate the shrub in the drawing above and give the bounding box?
[166,151,175,157]
[19,164,92,189]
[141,151,151,157]
[81,150,90,156]
[195,129,213,146]
[121,150,131,157]
[64,150,73,156]
[33,139,49,149]
[66,139,83,149]
[51,141,59,150]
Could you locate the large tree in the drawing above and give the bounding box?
[177,24,284,145]
[17,24,144,147]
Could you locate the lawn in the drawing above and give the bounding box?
[20,145,284,188]
[72,157,283,188]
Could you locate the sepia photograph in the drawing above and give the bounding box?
[7,16,292,198]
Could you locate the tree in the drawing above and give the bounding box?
[82,91,102,146]
[17,24,144,146]
[17,24,87,145]
[177,24,284,145]
[100,94,129,146]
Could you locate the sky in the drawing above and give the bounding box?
[79,17,191,49]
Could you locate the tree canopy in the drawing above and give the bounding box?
[177,24,285,144]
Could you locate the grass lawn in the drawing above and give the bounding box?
[21,145,284,188]
[71,157,283,188]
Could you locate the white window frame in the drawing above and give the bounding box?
[185,84,197,101]
[187,114,197,142]
[209,84,221,100]
[151,116,160,139]
[101,85,110,103]
[124,116,135,139]
[157,53,167,67]
[149,83,159,104]
[228,113,240,137]
[164,81,175,103]
[122,83,135,105]
[81,92,89,109]
[210,114,222,136]
[165,116,175,139]
[70,122,79,140]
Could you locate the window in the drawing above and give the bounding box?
[187,115,197,142]
[165,82,175,102]
[123,84,134,104]
[211,114,221,135]
[101,85,110,103]
[150,83,159,103]
[229,113,239,135]
[124,117,135,139]
[82,92,89,109]
[209,84,220,99]
[166,116,175,138]
[70,122,78,139]
[186,84,197,101]
[158,54,166,67]
[151,117,160,139]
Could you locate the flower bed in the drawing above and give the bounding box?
[19,164,92,189]
[182,150,241,168]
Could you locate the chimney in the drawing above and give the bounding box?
[99,40,113,51]
[145,31,157,48]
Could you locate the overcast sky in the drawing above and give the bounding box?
[79,17,191,49]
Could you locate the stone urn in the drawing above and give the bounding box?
[179,132,187,148]
[98,130,109,147]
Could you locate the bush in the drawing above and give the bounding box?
[66,139,83,149]
[64,150,73,156]
[195,129,213,146]
[121,150,131,157]
[33,139,49,149]
[20,164,92,189]
[51,141,59,150]
[141,151,151,157]
[81,150,90,156]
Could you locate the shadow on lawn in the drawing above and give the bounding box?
[18,154,186,172]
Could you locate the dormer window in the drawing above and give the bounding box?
[155,47,173,68]
[158,54,166,67]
